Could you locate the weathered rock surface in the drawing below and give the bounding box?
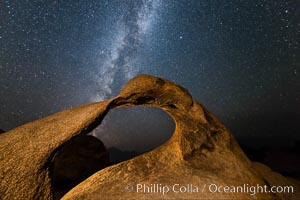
[0,74,299,200]
[52,134,109,199]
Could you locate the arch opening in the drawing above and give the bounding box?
[51,106,175,199]
[90,106,175,163]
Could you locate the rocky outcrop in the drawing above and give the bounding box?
[0,74,299,200]
[52,134,109,199]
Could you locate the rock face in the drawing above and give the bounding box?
[0,74,299,200]
[51,134,109,199]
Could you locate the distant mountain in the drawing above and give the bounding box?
[108,147,140,163]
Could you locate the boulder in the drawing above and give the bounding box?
[52,134,109,199]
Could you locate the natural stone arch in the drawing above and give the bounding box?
[52,104,175,199]
[0,74,299,200]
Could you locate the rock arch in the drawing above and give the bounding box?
[0,74,298,199]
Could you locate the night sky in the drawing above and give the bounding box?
[0,0,299,151]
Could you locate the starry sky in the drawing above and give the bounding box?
[0,0,299,151]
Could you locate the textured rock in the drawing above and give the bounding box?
[52,134,109,199]
[0,74,299,200]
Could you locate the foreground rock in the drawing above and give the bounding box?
[52,134,109,199]
[0,74,299,199]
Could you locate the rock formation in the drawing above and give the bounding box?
[52,134,109,199]
[0,129,5,134]
[0,74,299,200]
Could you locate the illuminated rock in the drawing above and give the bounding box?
[0,74,298,200]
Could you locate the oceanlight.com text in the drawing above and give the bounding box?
[125,183,294,196]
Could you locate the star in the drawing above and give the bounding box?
[0,0,298,157]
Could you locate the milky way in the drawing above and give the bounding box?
[0,0,299,151]
[92,0,160,101]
